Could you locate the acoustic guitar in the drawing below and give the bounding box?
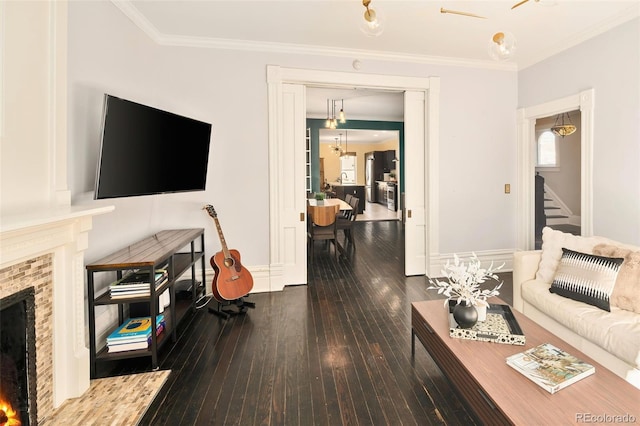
[204,204,254,302]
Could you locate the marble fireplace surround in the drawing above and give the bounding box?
[0,205,113,421]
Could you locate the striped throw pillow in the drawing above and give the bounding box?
[550,248,624,311]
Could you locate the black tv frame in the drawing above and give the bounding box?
[94,94,212,200]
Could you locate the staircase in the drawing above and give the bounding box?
[535,176,581,248]
[543,184,582,238]
[543,184,575,225]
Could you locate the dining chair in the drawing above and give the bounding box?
[337,196,359,247]
[307,204,340,261]
[342,194,354,219]
[344,193,353,204]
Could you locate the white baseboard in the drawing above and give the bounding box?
[429,249,514,278]
[203,264,282,295]
[208,251,516,295]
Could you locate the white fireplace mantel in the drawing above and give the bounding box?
[0,204,114,408]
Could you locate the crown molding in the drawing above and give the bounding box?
[158,34,517,71]
[110,0,163,43]
[111,0,638,73]
[109,0,516,72]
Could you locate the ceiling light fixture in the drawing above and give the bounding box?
[440,8,487,19]
[340,130,356,157]
[331,134,344,156]
[360,0,384,37]
[551,112,577,137]
[488,31,517,61]
[325,99,347,129]
[511,0,557,10]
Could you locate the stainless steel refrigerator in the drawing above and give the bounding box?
[365,151,386,203]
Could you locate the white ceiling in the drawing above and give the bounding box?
[127,0,638,69]
[117,0,639,142]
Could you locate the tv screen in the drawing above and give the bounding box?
[94,94,212,199]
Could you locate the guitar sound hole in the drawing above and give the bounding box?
[224,257,235,268]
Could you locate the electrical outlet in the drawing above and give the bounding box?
[505,184,511,194]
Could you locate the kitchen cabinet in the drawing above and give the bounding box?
[384,150,397,171]
[376,181,387,206]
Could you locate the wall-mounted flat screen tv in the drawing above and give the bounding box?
[94,94,212,199]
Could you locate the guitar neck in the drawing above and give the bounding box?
[213,217,232,258]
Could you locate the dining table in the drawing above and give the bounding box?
[306,198,353,256]
[307,198,352,211]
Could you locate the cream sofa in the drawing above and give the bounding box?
[513,227,640,389]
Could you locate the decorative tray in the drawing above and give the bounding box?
[448,302,526,345]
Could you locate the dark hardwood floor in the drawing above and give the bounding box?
[109,220,512,425]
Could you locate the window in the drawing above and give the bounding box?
[536,130,559,169]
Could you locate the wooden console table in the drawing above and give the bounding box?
[411,299,640,425]
[86,229,206,378]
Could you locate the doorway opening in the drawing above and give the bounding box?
[267,66,440,287]
[534,109,582,248]
[316,126,402,222]
[516,89,594,251]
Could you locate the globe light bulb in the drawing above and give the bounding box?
[360,0,385,37]
[488,31,517,61]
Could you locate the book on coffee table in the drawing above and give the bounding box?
[506,343,595,394]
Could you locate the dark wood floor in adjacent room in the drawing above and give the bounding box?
[119,220,513,425]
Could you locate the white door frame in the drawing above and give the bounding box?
[266,65,441,290]
[516,89,595,250]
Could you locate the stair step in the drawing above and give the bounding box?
[547,214,568,219]
[545,206,561,210]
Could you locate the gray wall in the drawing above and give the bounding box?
[519,18,640,243]
[68,0,518,265]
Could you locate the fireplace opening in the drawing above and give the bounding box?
[0,287,37,426]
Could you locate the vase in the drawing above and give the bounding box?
[475,300,488,322]
[452,302,478,329]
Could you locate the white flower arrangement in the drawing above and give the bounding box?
[427,253,504,307]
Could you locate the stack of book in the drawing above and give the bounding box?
[109,269,168,299]
[506,342,595,394]
[106,315,165,353]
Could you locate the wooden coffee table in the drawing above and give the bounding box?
[411,299,640,425]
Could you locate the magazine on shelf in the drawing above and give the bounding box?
[110,290,151,297]
[106,315,165,342]
[109,274,168,299]
[109,269,168,288]
[107,323,165,352]
[107,322,165,345]
[506,343,595,394]
[108,340,149,352]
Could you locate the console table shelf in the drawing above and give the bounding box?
[86,228,206,378]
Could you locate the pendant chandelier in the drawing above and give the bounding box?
[325,99,346,129]
[340,130,355,157]
[330,135,343,156]
[551,112,577,137]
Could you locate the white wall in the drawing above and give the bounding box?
[1,1,69,215]
[67,2,518,272]
[519,18,640,244]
